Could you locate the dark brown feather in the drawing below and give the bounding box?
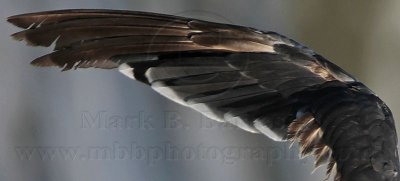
[12,26,193,47]
[190,33,274,52]
[7,9,188,28]
[9,9,276,71]
[31,43,214,70]
[56,36,190,50]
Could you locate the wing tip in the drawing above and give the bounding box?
[7,15,17,25]
[6,9,101,28]
[7,13,39,29]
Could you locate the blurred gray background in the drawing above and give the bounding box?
[1,1,400,181]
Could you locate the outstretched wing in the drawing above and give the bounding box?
[8,9,399,181]
[7,9,356,137]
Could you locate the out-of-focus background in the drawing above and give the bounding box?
[1,1,399,181]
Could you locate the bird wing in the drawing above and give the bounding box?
[7,9,356,137]
[8,9,399,181]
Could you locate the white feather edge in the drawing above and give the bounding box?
[118,61,262,134]
[118,63,135,80]
[253,119,284,141]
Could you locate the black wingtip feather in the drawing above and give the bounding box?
[7,15,24,28]
[7,13,43,29]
